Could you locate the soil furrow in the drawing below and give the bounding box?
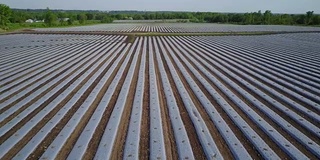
[178,37,290,159]
[191,37,320,138]
[0,42,111,128]
[199,37,320,94]
[52,44,129,159]
[82,42,135,160]
[0,37,118,97]
[0,44,78,82]
[185,36,318,159]
[214,44,320,113]
[172,36,262,159]
[139,38,150,159]
[0,41,106,107]
[200,38,320,107]
[0,45,68,75]
[0,42,122,159]
[161,36,234,159]
[152,37,179,160]
[110,38,143,159]
[191,42,320,156]
[154,37,205,159]
[25,42,126,159]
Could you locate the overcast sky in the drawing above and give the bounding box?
[1,0,319,14]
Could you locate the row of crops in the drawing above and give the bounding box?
[0,33,319,159]
[34,23,320,33]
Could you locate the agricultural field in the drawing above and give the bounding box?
[0,30,320,159]
[34,23,320,33]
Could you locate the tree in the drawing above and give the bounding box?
[281,14,294,25]
[9,11,25,23]
[67,18,74,25]
[85,13,94,20]
[44,8,57,26]
[253,10,263,24]
[312,15,320,25]
[57,12,67,19]
[263,10,272,24]
[78,14,87,24]
[229,14,244,23]
[133,14,143,20]
[295,15,305,24]
[243,13,253,24]
[115,14,125,20]
[0,4,12,26]
[101,16,113,23]
[306,11,314,25]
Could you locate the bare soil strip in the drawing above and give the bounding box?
[152,37,179,160]
[25,42,128,159]
[0,42,110,128]
[200,38,320,115]
[0,41,106,107]
[139,39,150,159]
[182,36,317,159]
[162,36,235,159]
[154,37,206,159]
[1,41,124,159]
[110,38,143,159]
[0,45,69,76]
[219,41,320,99]
[55,44,134,159]
[173,36,290,158]
[191,37,320,136]
[81,43,136,160]
[1,33,319,159]
[0,36,117,97]
[172,36,262,159]
[0,44,77,82]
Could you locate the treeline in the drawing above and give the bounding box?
[10,8,114,26]
[0,4,114,29]
[115,10,320,25]
[1,3,320,30]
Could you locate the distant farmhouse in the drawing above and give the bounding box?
[25,19,44,23]
[25,19,34,23]
[58,18,70,22]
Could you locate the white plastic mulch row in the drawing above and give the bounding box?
[9,37,127,160]
[153,37,195,159]
[123,38,146,159]
[177,36,320,157]
[0,36,124,158]
[0,38,121,122]
[190,36,320,113]
[166,37,280,159]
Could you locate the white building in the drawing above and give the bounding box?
[25,19,34,23]
[58,18,70,22]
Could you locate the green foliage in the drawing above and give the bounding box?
[133,14,143,20]
[86,13,95,20]
[44,8,57,26]
[189,18,203,23]
[1,6,320,32]
[177,19,189,23]
[263,10,272,24]
[57,12,67,19]
[0,4,12,26]
[306,11,314,25]
[67,18,74,25]
[101,16,113,23]
[9,11,25,23]
[78,14,87,24]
